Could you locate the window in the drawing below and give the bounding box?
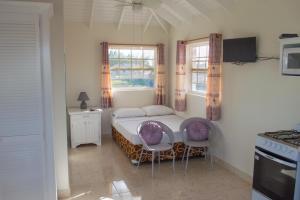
[109,46,156,89]
[189,41,209,93]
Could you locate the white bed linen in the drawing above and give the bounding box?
[112,115,185,145]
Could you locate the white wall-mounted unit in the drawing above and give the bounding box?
[280,37,300,76]
[0,2,56,200]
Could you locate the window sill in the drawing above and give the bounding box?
[112,87,155,92]
[188,91,206,98]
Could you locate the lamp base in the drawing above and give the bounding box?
[80,101,87,109]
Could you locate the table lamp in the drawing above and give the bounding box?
[77,92,89,109]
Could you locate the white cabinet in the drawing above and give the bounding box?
[69,108,102,148]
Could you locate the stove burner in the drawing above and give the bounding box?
[264,130,300,146]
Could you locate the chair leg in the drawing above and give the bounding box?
[182,146,187,163]
[137,149,143,168]
[209,147,213,168]
[172,149,175,173]
[152,151,155,177]
[185,146,192,173]
[158,152,161,168]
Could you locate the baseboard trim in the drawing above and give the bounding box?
[214,157,252,184]
[57,188,71,199]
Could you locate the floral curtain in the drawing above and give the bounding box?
[101,42,113,108]
[175,40,187,111]
[155,43,166,105]
[206,33,222,121]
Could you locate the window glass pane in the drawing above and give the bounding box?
[144,59,154,68]
[111,70,119,79]
[198,61,208,69]
[190,42,209,93]
[192,47,200,58]
[192,61,198,69]
[132,59,143,69]
[112,80,130,88]
[144,50,155,59]
[119,59,131,69]
[196,72,207,91]
[109,49,119,58]
[144,70,154,79]
[119,49,131,58]
[200,45,208,57]
[109,59,119,70]
[192,83,197,92]
[108,47,156,88]
[132,70,143,79]
[119,70,131,79]
[192,72,197,83]
[132,49,143,59]
[130,79,154,88]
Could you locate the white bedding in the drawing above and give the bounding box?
[112,114,185,145]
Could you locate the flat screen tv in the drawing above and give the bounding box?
[223,37,257,62]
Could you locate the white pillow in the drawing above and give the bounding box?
[113,108,146,118]
[142,105,174,116]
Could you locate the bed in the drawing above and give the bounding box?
[111,106,206,163]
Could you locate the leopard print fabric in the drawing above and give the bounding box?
[112,126,205,163]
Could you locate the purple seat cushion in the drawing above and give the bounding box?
[186,121,209,141]
[140,122,163,145]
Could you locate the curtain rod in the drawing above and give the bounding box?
[185,36,209,43]
[101,42,159,47]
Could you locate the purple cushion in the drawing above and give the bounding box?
[186,121,209,141]
[140,122,163,145]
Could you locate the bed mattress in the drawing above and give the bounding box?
[112,115,185,145]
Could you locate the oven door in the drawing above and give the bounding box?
[253,147,297,200]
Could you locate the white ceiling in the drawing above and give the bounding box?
[64,0,235,32]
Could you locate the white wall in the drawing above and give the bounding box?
[64,22,169,134]
[3,0,70,196]
[169,0,300,176]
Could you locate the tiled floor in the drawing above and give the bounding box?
[63,136,251,200]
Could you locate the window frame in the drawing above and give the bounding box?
[187,40,209,95]
[108,45,157,90]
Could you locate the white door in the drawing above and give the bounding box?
[0,7,54,200]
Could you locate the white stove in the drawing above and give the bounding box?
[253,130,300,200]
[256,130,300,161]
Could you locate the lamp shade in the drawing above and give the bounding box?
[77,92,89,101]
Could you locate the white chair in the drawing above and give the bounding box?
[137,120,175,177]
[180,117,215,172]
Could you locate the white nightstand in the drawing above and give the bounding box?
[68,108,102,148]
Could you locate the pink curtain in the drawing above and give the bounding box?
[175,41,187,111]
[206,34,222,121]
[101,42,113,108]
[155,43,166,105]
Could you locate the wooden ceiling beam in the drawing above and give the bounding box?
[117,6,126,30]
[160,0,193,25]
[160,3,185,22]
[183,0,211,21]
[143,13,153,33]
[149,8,168,34]
[212,0,233,13]
[155,6,181,27]
[89,0,96,29]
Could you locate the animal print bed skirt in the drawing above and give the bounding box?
[112,126,206,163]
